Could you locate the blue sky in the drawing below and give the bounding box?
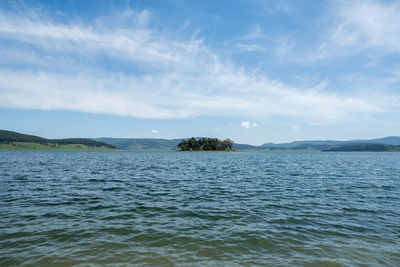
[1,0,399,145]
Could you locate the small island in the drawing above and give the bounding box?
[177,137,234,151]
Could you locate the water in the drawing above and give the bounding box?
[0,151,399,266]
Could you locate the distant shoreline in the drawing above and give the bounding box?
[0,142,117,151]
[2,129,400,152]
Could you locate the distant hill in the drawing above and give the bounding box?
[262,140,341,149]
[261,136,400,150]
[94,137,265,151]
[0,130,116,150]
[94,136,400,151]
[233,143,265,151]
[323,143,400,152]
[93,137,181,151]
[3,130,399,151]
[354,136,400,146]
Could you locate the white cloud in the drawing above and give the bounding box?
[240,121,250,129]
[0,8,397,123]
[240,122,260,129]
[240,121,259,129]
[151,129,159,133]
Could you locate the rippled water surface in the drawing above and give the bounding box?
[1,151,399,266]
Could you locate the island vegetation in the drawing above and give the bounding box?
[0,130,116,150]
[177,137,234,151]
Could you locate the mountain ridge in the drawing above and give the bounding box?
[2,129,399,151]
[94,136,400,151]
[261,136,400,148]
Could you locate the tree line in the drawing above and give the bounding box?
[177,137,234,151]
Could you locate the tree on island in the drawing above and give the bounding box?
[177,137,234,151]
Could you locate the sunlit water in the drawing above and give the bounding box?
[0,151,399,266]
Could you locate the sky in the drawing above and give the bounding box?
[0,0,400,145]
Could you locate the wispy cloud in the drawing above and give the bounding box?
[292,124,300,131]
[272,0,400,64]
[234,43,264,52]
[240,24,263,40]
[331,0,400,53]
[314,0,400,59]
[0,7,396,122]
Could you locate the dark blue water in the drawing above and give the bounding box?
[0,151,399,266]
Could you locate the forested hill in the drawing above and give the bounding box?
[92,137,182,151]
[322,144,400,152]
[94,136,400,151]
[3,131,399,151]
[261,136,400,149]
[0,130,116,150]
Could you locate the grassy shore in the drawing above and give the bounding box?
[0,142,117,150]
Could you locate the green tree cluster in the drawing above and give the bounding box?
[177,137,234,151]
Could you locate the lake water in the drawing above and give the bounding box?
[0,151,399,266]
